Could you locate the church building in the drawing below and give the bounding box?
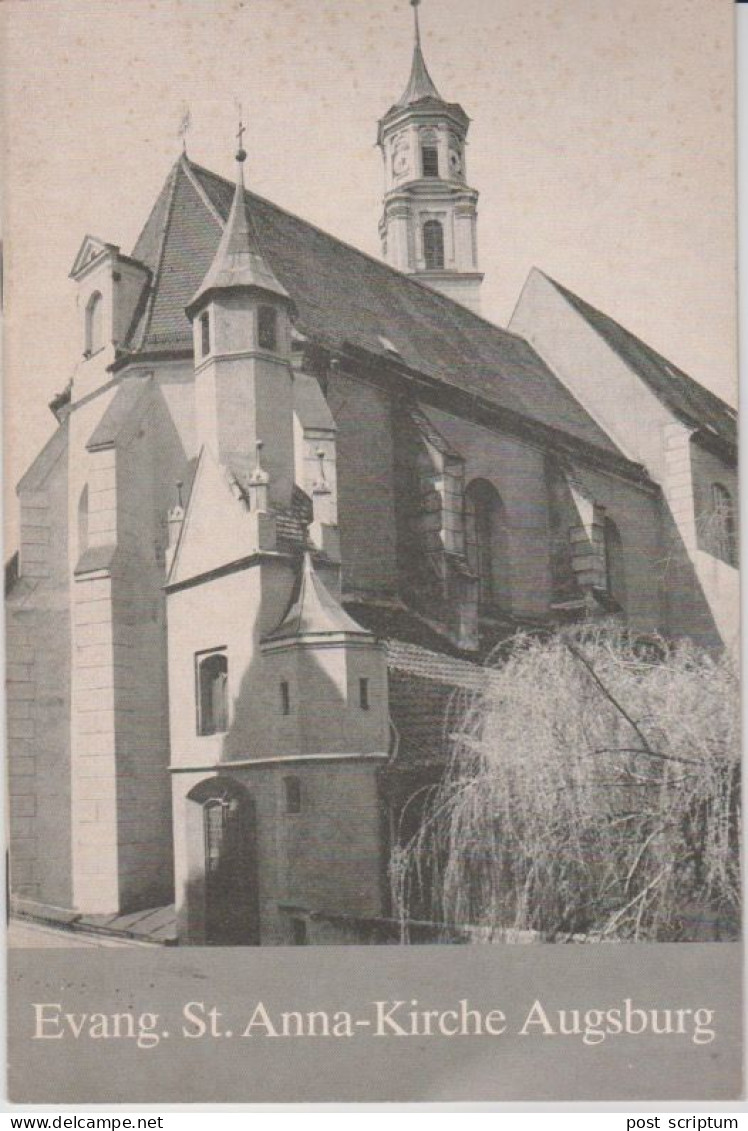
[6,2,737,945]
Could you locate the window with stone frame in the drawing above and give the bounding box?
[706,482,738,567]
[196,649,229,736]
[464,478,510,612]
[423,220,445,268]
[410,409,466,582]
[421,145,439,177]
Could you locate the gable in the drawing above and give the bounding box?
[167,446,257,588]
[69,235,111,280]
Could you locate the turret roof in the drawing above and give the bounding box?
[186,155,289,318]
[264,553,372,643]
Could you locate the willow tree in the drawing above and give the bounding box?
[391,628,740,943]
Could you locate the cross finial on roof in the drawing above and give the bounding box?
[235,105,247,166]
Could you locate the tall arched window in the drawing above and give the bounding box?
[709,483,737,566]
[77,485,89,555]
[464,479,510,611]
[604,518,626,611]
[423,220,444,269]
[196,650,228,735]
[85,291,104,356]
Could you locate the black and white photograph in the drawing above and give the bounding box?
[2,0,741,1104]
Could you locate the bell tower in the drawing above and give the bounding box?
[377,0,483,314]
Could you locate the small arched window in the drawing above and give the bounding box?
[196,650,228,735]
[85,291,104,356]
[258,305,277,351]
[423,220,444,269]
[464,479,510,611]
[78,484,89,555]
[709,483,737,567]
[604,518,627,611]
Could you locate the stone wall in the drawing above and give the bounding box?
[7,428,72,906]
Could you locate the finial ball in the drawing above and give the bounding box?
[236,147,247,163]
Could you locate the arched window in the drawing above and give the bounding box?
[85,291,104,356]
[709,483,737,567]
[423,220,444,269]
[77,484,89,555]
[196,650,228,735]
[258,305,277,351]
[604,518,626,611]
[464,479,510,611]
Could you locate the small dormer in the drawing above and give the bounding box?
[69,235,150,368]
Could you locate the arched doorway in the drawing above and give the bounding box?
[187,777,259,945]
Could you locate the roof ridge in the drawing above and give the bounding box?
[184,156,523,338]
[544,272,737,418]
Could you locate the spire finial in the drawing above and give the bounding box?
[177,105,191,155]
[235,102,247,185]
[411,0,421,47]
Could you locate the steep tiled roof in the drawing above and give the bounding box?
[546,275,737,453]
[125,156,625,458]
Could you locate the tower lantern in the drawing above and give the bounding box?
[377,0,483,313]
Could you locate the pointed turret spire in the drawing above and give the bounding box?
[397,0,442,107]
[265,553,372,643]
[186,124,289,318]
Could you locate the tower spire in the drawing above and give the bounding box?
[397,0,441,107]
[186,121,289,317]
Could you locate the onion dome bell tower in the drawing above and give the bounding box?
[377,0,483,314]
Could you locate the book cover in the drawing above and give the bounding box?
[3,0,741,1104]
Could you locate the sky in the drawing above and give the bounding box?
[1,0,738,545]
